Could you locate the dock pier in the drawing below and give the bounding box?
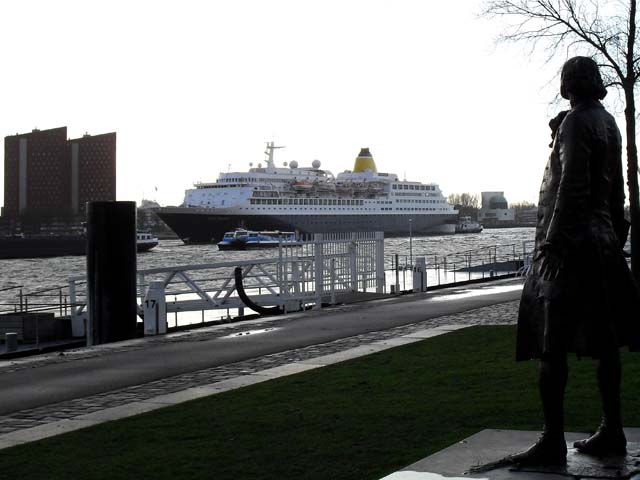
[1,234,534,354]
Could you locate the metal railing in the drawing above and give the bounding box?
[0,285,79,351]
[0,232,383,337]
[0,285,76,316]
[386,241,535,291]
[1,235,536,344]
[1,237,535,320]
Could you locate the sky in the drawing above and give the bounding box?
[0,0,628,208]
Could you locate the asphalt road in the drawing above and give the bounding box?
[0,279,523,415]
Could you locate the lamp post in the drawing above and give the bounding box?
[409,218,413,266]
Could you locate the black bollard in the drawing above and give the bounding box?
[86,201,137,345]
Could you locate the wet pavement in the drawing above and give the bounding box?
[0,278,523,443]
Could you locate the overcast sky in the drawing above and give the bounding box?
[0,0,627,207]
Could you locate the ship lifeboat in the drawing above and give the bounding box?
[367,182,385,193]
[292,181,313,191]
[316,182,336,191]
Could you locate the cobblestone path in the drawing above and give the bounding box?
[0,300,519,435]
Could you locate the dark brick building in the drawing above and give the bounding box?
[3,127,69,217]
[2,127,116,221]
[69,132,117,215]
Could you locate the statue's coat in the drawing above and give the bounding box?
[517,99,640,360]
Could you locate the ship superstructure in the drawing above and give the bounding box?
[155,143,458,243]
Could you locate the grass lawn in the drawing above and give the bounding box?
[2,325,640,480]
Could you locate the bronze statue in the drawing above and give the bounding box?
[514,56,640,465]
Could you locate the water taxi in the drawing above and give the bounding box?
[217,229,298,250]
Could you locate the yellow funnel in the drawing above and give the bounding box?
[353,148,377,173]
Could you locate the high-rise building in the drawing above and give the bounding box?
[3,127,69,217]
[69,132,116,215]
[2,126,116,220]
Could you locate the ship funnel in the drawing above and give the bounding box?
[353,148,377,173]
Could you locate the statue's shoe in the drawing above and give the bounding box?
[511,433,567,466]
[573,426,627,456]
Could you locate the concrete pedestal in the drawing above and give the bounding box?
[380,429,640,480]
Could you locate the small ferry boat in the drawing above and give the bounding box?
[455,216,483,234]
[217,229,298,250]
[136,232,159,252]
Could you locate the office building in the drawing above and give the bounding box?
[2,126,116,219]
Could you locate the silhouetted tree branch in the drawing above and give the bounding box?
[481,0,640,281]
[448,193,480,219]
[448,193,480,209]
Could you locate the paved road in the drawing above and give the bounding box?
[0,279,523,417]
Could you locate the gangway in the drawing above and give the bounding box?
[65,232,385,337]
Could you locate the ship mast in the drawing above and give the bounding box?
[264,141,285,169]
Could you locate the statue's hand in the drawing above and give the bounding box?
[538,247,563,281]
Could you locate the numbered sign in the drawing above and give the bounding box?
[143,281,167,335]
[413,257,427,293]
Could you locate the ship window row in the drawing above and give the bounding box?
[392,184,435,191]
[250,198,365,206]
[243,206,446,212]
[252,191,279,197]
[394,192,430,197]
[396,199,443,204]
[397,207,445,211]
[249,207,382,211]
[223,177,251,182]
[221,176,294,183]
[254,177,289,183]
[199,183,247,189]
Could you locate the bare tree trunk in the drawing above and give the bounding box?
[624,90,640,282]
[626,0,640,282]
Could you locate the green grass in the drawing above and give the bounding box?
[2,325,640,480]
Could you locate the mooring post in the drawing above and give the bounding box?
[86,201,137,345]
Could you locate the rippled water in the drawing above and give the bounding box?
[0,228,534,303]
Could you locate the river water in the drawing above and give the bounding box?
[0,227,535,305]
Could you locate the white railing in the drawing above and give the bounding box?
[66,232,385,336]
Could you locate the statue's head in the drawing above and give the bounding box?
[560,56,607,101]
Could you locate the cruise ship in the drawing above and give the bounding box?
[154,144,458,243]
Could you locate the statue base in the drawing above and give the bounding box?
[379,429,640,480]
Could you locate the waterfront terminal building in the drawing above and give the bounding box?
[478,191,516,227]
